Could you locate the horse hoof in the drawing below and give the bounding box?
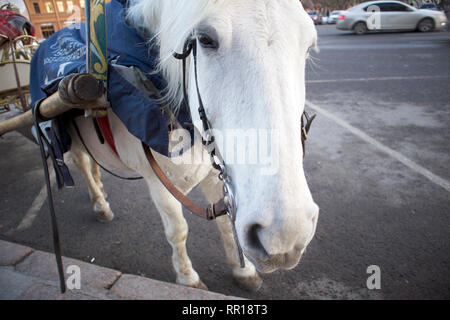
[94,202,114,222]
[177,278,208,291]
[96,209,114,222]
[188,279,208,291]
[233,273,263,292]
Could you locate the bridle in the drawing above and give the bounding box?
[142,34,316,268]
[143,36,245,266]
[42,33,316,293]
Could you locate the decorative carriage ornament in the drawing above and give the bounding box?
[0,4,39,114]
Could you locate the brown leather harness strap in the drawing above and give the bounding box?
[142,143,228,221]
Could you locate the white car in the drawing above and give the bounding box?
[336,1,447,34]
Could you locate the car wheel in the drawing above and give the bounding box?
[417,18,434,32]
[354,22,367,35]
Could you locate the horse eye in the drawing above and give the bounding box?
[198,34,218,49]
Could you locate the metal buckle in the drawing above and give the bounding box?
[223,180,236,219]
[302,126,308,141]
[223,179,245,268]
[207,203,216,221]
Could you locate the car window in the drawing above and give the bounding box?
[365,2,408,12]
[365,3,388,12]
[390,3,409,11]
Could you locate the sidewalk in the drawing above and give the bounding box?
[0,239,242,300]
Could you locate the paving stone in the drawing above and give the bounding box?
[1,240,244,300]
[0,267,109,300]
[109,274,239,300]
[0,240,34,266]
[17,283,110,300]
[15,250,121,290]
[0,267,36,299]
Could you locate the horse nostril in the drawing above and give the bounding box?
[246,224,270,260]
[247,224,261,247]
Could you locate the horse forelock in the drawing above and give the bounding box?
[127,0,220,112]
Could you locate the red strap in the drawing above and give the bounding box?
[96,116,119,156]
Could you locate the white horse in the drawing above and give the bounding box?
[68,0,319,291]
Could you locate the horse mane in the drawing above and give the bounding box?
[127,0,218,112]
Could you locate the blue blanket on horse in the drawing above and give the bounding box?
[29,0,192,157]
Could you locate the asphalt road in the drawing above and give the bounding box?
[1,24,449,300]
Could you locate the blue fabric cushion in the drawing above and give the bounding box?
[29,0,192,157]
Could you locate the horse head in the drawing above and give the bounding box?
[129,0,319,273]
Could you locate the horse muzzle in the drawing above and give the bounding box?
[240,205,319,273]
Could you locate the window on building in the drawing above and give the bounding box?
[56,1,64,12]
[33,2,41,14]
[67,1,74,13]
[45,2,54,13]
[79,0,85,9]
[41,25,55,38]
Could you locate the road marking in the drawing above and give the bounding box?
[317,43,444,50]
[6,171,55,235]
[306,75,450,84]
[305,100,450,193]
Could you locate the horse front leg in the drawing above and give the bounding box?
[90,160,107,199]
[199,174,263,292]
[69,144,114,222]
[145,177,207,290]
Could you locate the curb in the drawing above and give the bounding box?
[0,239,243,300]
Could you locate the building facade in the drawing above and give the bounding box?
[23,0,110,39]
